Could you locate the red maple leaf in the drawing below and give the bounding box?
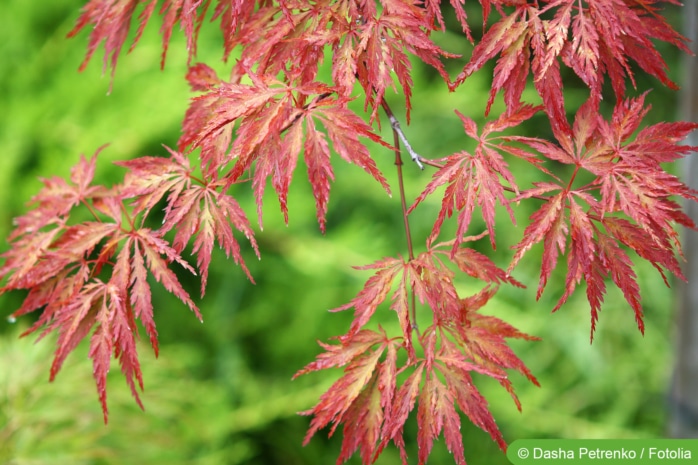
[410,105,542,251]
[294,329,396,445]
[296,315,535,465]
[68,0,213,77]
[300,233,537,463]
[161,181,259,294]
[0,146,211,421]
[352,0,455,121]
[453,1,689,133]
[508,94,697,339]
[116,145,192,218]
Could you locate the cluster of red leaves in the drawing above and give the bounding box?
[411,93,698,339]
[295,239,538,465]
[180,66,392,231]
[506,94,697,335]
[2,1,697,464]
[0,147,258,421]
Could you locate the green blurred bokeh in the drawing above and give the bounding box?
[0,1,686,464]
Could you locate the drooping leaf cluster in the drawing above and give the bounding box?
[1,1,696,464]
[0,147,257,421]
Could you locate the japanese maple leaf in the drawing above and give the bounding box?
[417,356,509,464]
[105,226,201,359]
[423,278,541,409]
[416,369,469,465]
[8,151,109,240]
[390,290,538,465]
[453,1,689,132]
[44,223,199,422]
[296,322,523,465]
[295,236,538,464]
[107,226,199,417]
[592,94,698,238]
[181,64,232,177]
[377,362,424,463]
[509,184,617,336]
[69,0,211,77]
[431,237,525,288]
[307,97,391,228]
[181,74,390,231]
[294,329,397,448]
[335,343,398,464]
[562,0,690,100]
[410,105,541,252]
[3,194,202,422]
[452,6,565,118]
[507,94,697,338]
[331,253,446,366]
[178,74,286,166]
[0,150,117,302]
[160,180,259,295]
[243,93,391,232]
[332,257,404,339]
[116,145,192,218]
[229,2,342,87]
[353,0,455,121]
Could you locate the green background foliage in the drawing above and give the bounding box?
[0,1,685,463]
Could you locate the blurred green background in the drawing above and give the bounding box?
[0,1,687,464]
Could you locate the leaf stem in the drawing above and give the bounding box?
[80,199,103,223]
[120,199,137,231]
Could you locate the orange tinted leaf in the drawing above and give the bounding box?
[337,372,384,464]
[49,282,102,382]
[135,228,200,319]
[596,233,643,333]
[454,11,524,87]
[129,238,157,354]
[435,243,524,288]
[69,0,211,76]
[300,343,385,443]
[417,371,466,465]
[545,197,604,338]
[333,257,403,336]
[458,305,540,387]
[68,0,152,77]
[378,363,424,461]
[303,116,335,232]
[315,100,391,195]
[294,329,387,377]
[116,147,191,218]
[161,183,257,295]
[439,363,505,452]
[509,191,565,273]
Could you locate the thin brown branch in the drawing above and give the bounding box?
[380,100,424,169]
[381,99,419,334]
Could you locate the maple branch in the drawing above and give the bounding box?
[380,100,424,170]
[383,102,420,334]
[389,121,416,264]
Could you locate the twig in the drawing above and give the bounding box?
[382,99,420,335]
[380,100,424,170]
